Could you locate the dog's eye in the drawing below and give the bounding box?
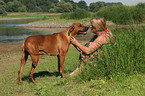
[91,25,95,29]
[79,24,82,27]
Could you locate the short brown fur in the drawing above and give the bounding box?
[18,23,89,84]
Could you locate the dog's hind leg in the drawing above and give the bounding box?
[18,44,29,84]
[29,55,39,83]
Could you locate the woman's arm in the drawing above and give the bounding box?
[89,35,97,42]
[71,35,109,55]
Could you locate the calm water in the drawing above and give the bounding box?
[0,19,65,44]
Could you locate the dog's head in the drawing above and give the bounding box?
[68,23,89,37]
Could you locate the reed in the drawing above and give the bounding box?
[78,26,145,81]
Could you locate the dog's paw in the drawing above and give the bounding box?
[18,81,23,85]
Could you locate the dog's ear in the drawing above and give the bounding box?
[68,26,75,36]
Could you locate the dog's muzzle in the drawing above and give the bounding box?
[78,26,89,35]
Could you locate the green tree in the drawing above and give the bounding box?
[77,0,88,10]
[62,0,74,3]
[6,0,27,12]
[18,0,41,12]
[89,1,123,12]
[136,2,145,8]
[106,2,123,6]
[70,8,91,19]
[50,0,58,4]
[0,0,7,15]
[89,1,106,12]
[53,1,73,13]
[3,0,13,3]
[96,5,133,24]
[131,4,145,23]
[36,0,54,12]
[18,0,58,12]
[60,0,77,11]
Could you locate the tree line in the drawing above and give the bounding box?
[0,0,122,15]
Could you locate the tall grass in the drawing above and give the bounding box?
[60,8,91,20]
[95,4,145,24]
[78,26,145,81]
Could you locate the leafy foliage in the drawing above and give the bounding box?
[96,4,145,24]
[130,3,145,23]
[78,26,145,81]
[0,0,7,15]
[60,8,91,19]
[6,0,27,12]
[89,1,123,12]
[53,1,73,13]
[70,8,91,19]
[1,0,124,13]
[89,1,106,12]
[77,0,88,10]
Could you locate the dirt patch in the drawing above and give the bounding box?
[0,43,21,66]
[0,18,24,20]
[0,43,21,53]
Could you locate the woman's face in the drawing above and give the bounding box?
[90,24,100,33]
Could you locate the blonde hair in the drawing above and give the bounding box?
[91,17,113,36]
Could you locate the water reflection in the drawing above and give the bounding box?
[0,19,65,44]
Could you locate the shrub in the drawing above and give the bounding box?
[55,1,73,13]
[70,8,91,19]
[6,0,27,12]
[96,5,133,24]
[60,8,91,20]
[96,4,145,24]
[130,4,145,23]
[0,1,7,15]
[78,26,145,81]
[60,12,71,19]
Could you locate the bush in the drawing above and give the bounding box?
[96,5,133,24]
[60,8,91,20]
[6,0,27,12]
[55,1,73,13]
[0,6,6,15]
[96,4,145,24]
[60,12,71,19]
[0,1,7,15]
[130,4,145,23]
[78,26,145,81]
[70,8,91,19]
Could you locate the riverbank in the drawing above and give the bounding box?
[1,17,144,29]
[15,18,145,29]
[0,18,24,20]
[16,19,118,29]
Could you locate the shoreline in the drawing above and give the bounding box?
[1,17,144,28]
[0,17,31,20]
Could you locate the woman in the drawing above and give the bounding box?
[69,16,114,76]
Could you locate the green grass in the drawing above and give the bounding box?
[0,25,145,95]
[0,12,61,19]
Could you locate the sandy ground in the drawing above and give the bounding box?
[0,18,25,20]
[0,43,22,76]
[0,43,21,53]
[0,43,21,64]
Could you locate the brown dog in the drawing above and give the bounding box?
[18,23,89,84]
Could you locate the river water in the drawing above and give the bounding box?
[0,19,65,44]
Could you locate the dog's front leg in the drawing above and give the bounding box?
[57,53,66,77]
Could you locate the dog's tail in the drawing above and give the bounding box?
[21,41,29,65]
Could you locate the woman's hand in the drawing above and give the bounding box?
[71,37,78,45]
